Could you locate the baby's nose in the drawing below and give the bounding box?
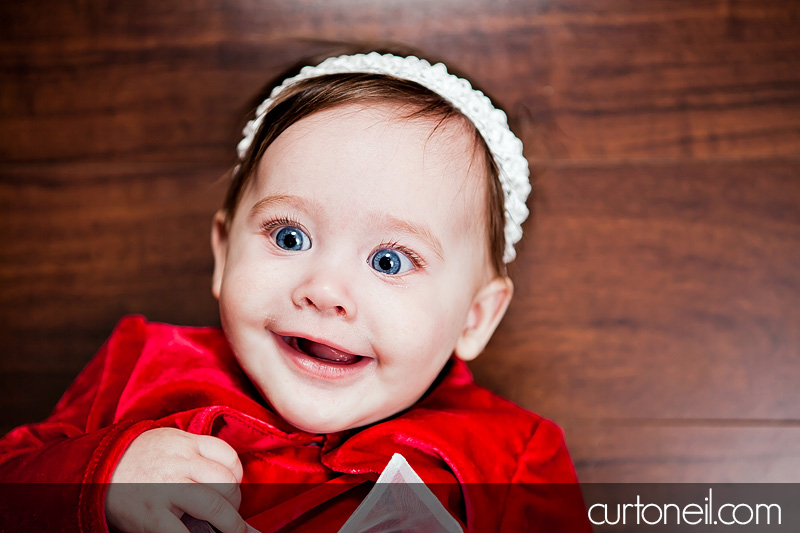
[291,274,355,319]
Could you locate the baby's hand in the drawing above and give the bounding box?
[106,428,248,533]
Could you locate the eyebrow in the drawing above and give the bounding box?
[249,194,313,219]
[249,194,444,261]
[378,214,444,262]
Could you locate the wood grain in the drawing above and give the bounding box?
[471,159,800,422]
[566,422,800,482]
[1,0,798,163]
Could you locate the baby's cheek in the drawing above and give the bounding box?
[393,306,459,365]
[225,259,281,306]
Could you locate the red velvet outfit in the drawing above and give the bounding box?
[0,316,591,532]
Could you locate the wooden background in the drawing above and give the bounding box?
[1,0,798,483]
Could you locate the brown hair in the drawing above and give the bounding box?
[223,69,507,275]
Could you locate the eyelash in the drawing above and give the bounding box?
[377,240,427,270]
[260,216,305,235]
[259,217,427,270]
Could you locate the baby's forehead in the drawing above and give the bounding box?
[290,102,477,149]
[273,102,486,190]
[254,102,489,235]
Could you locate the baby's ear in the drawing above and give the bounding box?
[455,276,514,361]
[210,210,229,300]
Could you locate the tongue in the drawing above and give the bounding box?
[297,338,361,364]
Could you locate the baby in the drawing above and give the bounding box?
[0,52,590,532]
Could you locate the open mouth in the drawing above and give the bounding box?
[281,336,364,365]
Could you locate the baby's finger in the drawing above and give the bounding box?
[139,509,193,533]
[171,483,248,533]
[182,515,262,533]
[106,483,191,533]
[188,456,242,509]
[194,435,244,483]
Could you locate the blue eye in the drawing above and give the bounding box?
[273,226,310,251]
[369,248,415,275]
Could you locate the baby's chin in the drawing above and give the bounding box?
[265,396,368,434]
[280,410,374,435]
[269,394,407,435]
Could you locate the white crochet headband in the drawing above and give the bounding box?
[237,52,531,263]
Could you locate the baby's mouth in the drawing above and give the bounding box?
[282,336,363,365]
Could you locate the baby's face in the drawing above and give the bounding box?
[212,103,509,433]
